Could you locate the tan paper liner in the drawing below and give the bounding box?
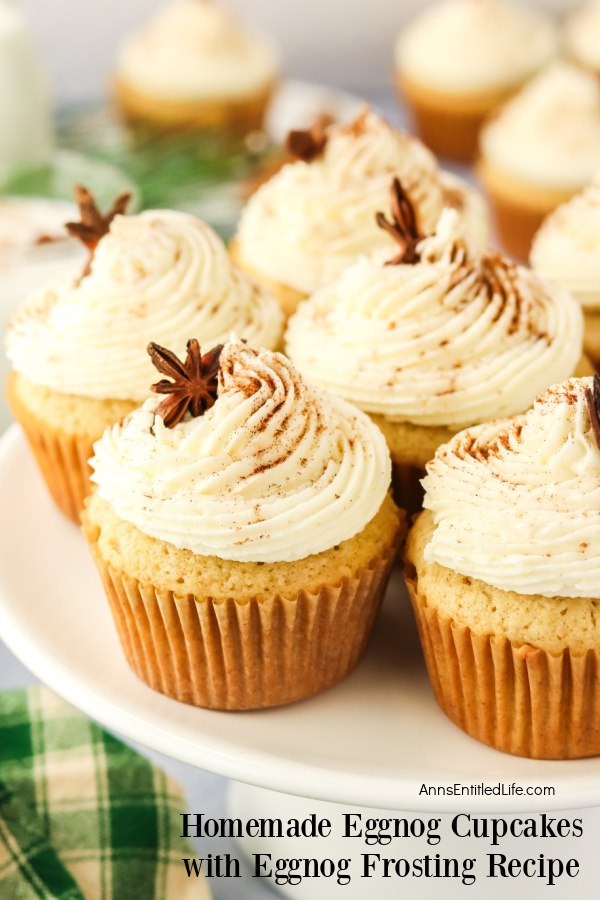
[114,77,275,135]
[405,572,600,759]
[397,73,513,164]
[14,412,93,525]
[484,190,551,262]
[399,92,485,164]
[87,538,399,711]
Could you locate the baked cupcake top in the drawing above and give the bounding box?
[90,336,391,563]
[422,376,600,599]
[566,0,600,74]
[530,179,600,311]
[115,0,279,101]
[234,109,487,296]
[396,0,558,94]
[479,62,600,190]
[6,195,283,401]
[285,187,582,428]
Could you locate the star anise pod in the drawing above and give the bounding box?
[585,374,600,450]
[375,177,423,265]
[65,185,131,277]
[285,114,333,163]
[148,339,224,428]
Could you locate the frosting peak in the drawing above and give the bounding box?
[90,337,392,563]
[285,212,582,428]
[235,110,449,296]
[423,377,600,598]
[6,210,283,401]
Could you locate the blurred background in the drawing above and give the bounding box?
[24,0,579,100]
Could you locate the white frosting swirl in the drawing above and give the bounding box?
[531,181,600,311]
[285,210,583,428]
[116,0,279,100]
[422,377,600,599]
[480,62,600,189]
[235,111,452,296]
[566,0,600,72]
[396,0,558,94]
[90,338,391,563]
[6,210,283,401]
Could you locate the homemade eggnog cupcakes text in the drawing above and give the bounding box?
[405,376,600,759]
[6,188,283,522]
[114,0,279,134]
[531,179,600,369]
[478,62,600,259]
[285,181,590,507]
[395,0,558,161]
[82,336,403,710]
[231,109,489,316]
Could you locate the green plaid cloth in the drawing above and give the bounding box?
[0,685,208,900]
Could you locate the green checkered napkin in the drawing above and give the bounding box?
[0,685,207,899]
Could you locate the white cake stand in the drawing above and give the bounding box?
[1,426,598,898]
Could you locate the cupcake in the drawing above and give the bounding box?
[231,109,489,317]
[285,180,590,509]
[566,1,600,79]
[405,375,600,759]
[478,62,600,260]
[395,0,558,162]
[82,336,403,710]
[113,0,279,136]
[531,179,600,369]
[5,187,283,523]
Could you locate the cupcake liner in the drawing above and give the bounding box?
[484,189,551,262]
[397,73,510,163]
[87,536,399,710]
[114,78,275,135]
[406,572,600,759]
[477,159,576,261]
[7,381,94,524]
[398,87,484,163]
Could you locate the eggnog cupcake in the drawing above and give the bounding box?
[405,376,600,759]
[395,0,558,162]
[566,1,600,79]
[231,110,489,316]
[82,337,403,710]
[286,181,589,508]
[531,180,600,369]
[478,62,600,260]
[6,189,283,523]
[114,0,279,134]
